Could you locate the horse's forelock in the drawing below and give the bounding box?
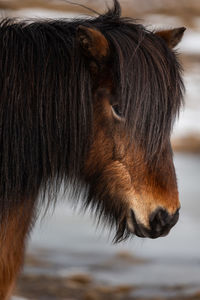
[97,21,184,164]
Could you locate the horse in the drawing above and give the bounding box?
[0,0,185,298]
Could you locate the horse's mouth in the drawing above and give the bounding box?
[127,209,179,239]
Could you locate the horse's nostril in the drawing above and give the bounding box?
[127,208,179,239]
[149,208,179,233]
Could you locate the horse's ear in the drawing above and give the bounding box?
[77,25,110,62]
[155,27,186,48]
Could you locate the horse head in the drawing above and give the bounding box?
[77,7,185,241]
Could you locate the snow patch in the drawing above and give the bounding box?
[173,71,200,138]
[12,297,28,300]
[8,8,83,19]
[180,30,200,54]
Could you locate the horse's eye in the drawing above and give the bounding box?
[111,104,123,120]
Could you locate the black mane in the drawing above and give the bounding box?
[0,0,184,221]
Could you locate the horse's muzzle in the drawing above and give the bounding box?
[128,208,179,239]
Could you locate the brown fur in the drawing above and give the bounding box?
[85,90,180,231]
[77,25,110,61]
[155,27,186,48]
[0,202,35,299]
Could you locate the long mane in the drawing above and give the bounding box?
[0,0,184,221]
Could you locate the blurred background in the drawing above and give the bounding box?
[0,1,199,299]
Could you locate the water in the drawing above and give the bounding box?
[25,153,200,298]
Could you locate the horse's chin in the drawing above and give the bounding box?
[127,224,171,239]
